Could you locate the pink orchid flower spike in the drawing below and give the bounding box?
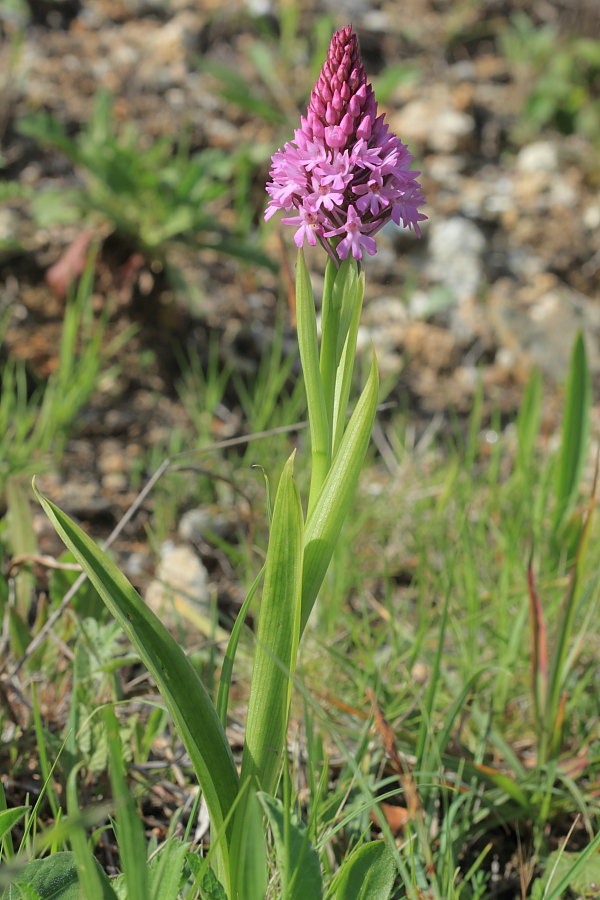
[265,25,426,261]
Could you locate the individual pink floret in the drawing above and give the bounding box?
[281,205,322,248]
[325,205,377,260]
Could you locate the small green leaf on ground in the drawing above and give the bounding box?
[334,840,395,900]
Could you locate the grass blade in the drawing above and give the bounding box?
[553,331,590,533]
[104,706,148,900]
[516,366,543,475]
[216,565,265,728]
[543,829,600,900]
[66,769,119,899]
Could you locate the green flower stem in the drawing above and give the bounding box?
[319,259,361,450]
[332,266,364,456]
[319,258,341,435]
[296,250,331,517]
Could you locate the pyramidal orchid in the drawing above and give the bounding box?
[265,25,426,260]
[32,26,428,898]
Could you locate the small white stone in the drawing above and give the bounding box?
[516,141,559,174]
[145,544,210,621]
[427,217,486,302]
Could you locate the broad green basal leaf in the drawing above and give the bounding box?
[334,841,395,900]
[33,484,239,891]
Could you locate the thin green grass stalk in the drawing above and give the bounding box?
[494,594,529,718]
[543,828,600,900]
[5,478,36,621]
[175,334,231,445]
[463,378,484,473]
[0,805,112,891]
[542,488,596,764]
[104,706,149,900]
[290,673,426,899]
[217,564,265,726]
[415,588,450,770]
[30,687,61,823]
[516,366,543,477]
[17,738,70,856]
[66,765,117,899]
[234,318,300,436]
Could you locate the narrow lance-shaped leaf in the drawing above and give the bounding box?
[320,258,357,436]
[257,793,323,900]
[296,249,331,516]
[301,352,378,632]
[332,267,365,455]
[33,483,239,891]
[553,331,590,532]
[240,452,304,794]
[231,455,303,900]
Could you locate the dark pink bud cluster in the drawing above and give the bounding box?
[265,26,426,260]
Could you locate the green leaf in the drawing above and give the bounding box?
[334,841,395,900]
[231,455,303,900]
[185,855,227,899]
[258,793,323,900]
[197,866,228,900]
[319,258,357,435]
[296,250,331,515]
[301,353,379,632]
[0,809,28,843]
[33,485,239,891]
[4,852,113,900]
[240,453,304,795]
[541,835,600,900]
[29,190,82,228]
[472,763,531,810]
[147,837,190,900]
[332,267,365,455]
[229,788,267,900]
[17,113,81,162]
[7,852,79,900]
[553,331,591,533]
